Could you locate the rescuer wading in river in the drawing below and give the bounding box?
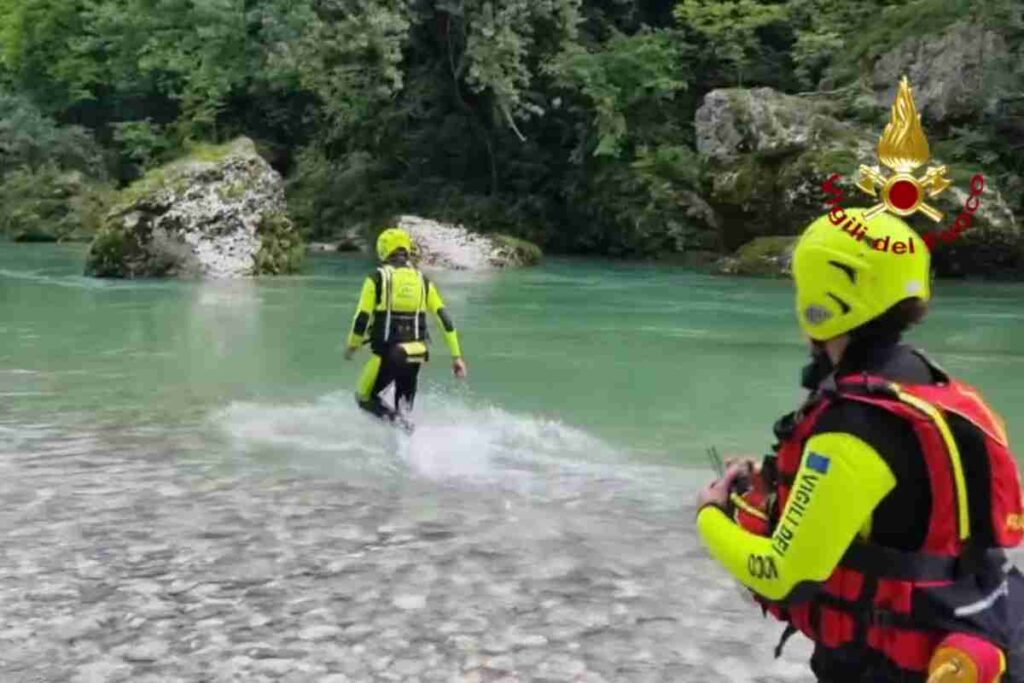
[345,227,467,430]
[695,206,1024,682]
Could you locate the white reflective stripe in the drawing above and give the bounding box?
[954,580,1009,617]
[414,270,425,340]
[381,266,393,344]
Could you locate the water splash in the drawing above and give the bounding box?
[212,390,699,504]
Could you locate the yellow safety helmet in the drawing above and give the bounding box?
[376,227,414,262]
[793,207,931,341]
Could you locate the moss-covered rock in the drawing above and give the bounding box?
[695,86,1022,276]
[696,87,872,250]
[85,137,304,278]
[717,236,798,277]
[490,234,543,267]
[254,211,305,275]
[86,228,137,278]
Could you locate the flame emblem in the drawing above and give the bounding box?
[856,76,951,222]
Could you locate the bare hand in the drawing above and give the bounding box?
[453,357,467,379]
[724,456,758,473]
[726,456,772,492]
[344,346,357,361]
[697,463,749,512]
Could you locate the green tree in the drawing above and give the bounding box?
[548,29,690,158]
[674,0,788,86]
[0,0,88,111]
[0,93,104,175]
[293,0,412,141]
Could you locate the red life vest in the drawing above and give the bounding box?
[759,370,1024,674]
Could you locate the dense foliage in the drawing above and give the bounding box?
[1,0,1021,259]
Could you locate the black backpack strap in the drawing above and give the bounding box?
[834,373,901,400]
[910,348,952,384]
[372,269,384,307]
[841,542,959,582]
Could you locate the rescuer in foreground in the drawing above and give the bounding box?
[695,208,1024,682]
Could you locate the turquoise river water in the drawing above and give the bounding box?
[3,244,1024,462]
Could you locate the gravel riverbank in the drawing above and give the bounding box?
[0,420,823,683]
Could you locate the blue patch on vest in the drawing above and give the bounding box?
[807,452,831,475]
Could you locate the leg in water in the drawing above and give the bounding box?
[392,361,421,434]
[356,353,402,424]
[356,347,422,433]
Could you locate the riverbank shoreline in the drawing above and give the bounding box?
[9,240,1024,283]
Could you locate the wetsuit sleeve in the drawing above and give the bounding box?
[696,432,897,602]
[347,277,377,349]
[425,280,462,358]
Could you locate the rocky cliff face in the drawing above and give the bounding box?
[696,87,1022,276]
[870,21,1014,125]
[85,138,303,279]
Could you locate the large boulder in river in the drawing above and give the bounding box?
[396,215,542,270]
[695,87,872,250]
[85,138,303,278]
[695,87,1023,276]
[716,236,797,277]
